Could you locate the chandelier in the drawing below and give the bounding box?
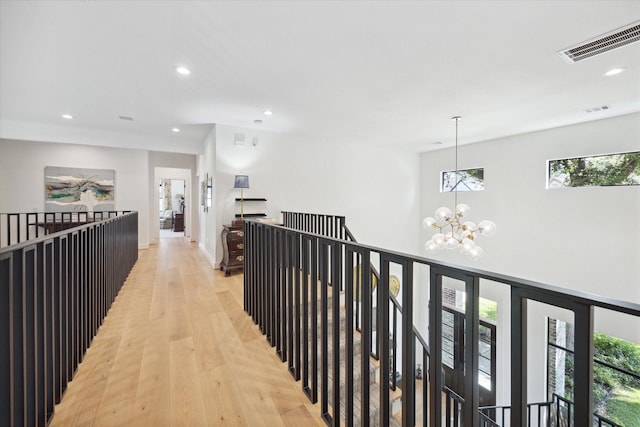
[423,117,496,260]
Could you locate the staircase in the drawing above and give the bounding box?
[242,213,445,426]
[244,212,640,427]
[319,291,403,426]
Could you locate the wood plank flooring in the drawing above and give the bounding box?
[50,237,324,426]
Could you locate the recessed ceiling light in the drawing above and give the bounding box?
[174,66,191,75]
[263,110,273,116]
[604,67,627,77]
[62,114,74,119]
[171,128,181,133]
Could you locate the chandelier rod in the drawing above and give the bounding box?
[452,116,461,209]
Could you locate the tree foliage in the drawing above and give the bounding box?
[550,152,640,187]
[594,332,640,389]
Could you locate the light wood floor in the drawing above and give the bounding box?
[50,237,324,426]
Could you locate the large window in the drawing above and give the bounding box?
[441,168,484,192]
[548,151,640,188]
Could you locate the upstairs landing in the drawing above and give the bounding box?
[50,238,324,426]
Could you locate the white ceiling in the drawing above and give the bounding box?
[1,1,639,154]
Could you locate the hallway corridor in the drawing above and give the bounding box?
[50,238,323,426]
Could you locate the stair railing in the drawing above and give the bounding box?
[1,211,131,248]
[255,212,640,427]
[551,393,622,427]
[282,211,380,347]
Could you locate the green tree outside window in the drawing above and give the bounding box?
[549,152,640,188]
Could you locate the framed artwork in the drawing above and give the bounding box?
[45,166,115,212]
[201,173,208,212]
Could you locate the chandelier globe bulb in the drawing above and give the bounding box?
[478,220,497,236]
[456,203,470,217]
[423,217,437,229]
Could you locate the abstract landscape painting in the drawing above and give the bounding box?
[45,166,115,212]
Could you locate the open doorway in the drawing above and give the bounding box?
[159,178,186,237]
[153,166,193,244]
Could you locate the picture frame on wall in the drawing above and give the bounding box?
[44,166,115,213]
[201,174,207,212]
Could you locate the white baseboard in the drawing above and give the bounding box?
[199,243,217,268]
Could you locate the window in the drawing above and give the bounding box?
[548,151,640,188]
[442,287,496,392]
[441,168,484,192]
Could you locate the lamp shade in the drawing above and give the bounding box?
[234,175,250,189]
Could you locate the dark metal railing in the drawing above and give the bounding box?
[480,400,553,427]
[250,212,640,427]
[0,211,138,426]
[282,211,348,241]
[283,212,382,360]
[479,393,622,427]
[553,393,621,427]
[1,211,131,249]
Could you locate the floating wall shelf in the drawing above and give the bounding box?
[235,197,267,218]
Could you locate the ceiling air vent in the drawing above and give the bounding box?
[558,20,640,63]
[584,105,611,113]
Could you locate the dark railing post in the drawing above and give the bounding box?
[429,269,444,427]
[345,247,355,425]
[573,303,594,427]
[267,225,274,344]
[378,257,390,425]
[310,236,318,403]
[511,288,528,427]
[292,230,301,381]
[463,275,480,427]
[301,236,310,399]
[361,250,372,425]
[278,228,287,362]
[286,231,295,375]
[331,240,342,426]
[319,240,330,423]
[401,261,415,427]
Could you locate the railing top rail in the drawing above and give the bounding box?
[281,210,346,220]
[342,224,357,242]
[0,211,137,254]
[250,219,640,318]
[0,210,130,216]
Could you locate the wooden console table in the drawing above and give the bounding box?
[220,224,244,276]
[36,221,92,234]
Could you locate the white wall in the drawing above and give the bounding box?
[420,112,640,403]
[197,125,217,267]
[214,124,421,267]
[0,138,150,248]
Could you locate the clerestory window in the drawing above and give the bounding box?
[548,151,640,188]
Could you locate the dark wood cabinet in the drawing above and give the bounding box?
[173,213,184,232]
[220,224,244,276]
